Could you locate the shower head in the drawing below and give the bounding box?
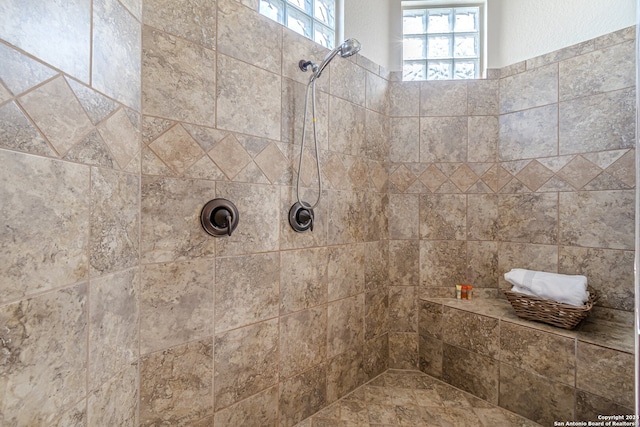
[307,38,362,80]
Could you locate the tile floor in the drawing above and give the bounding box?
[299,369,541,427]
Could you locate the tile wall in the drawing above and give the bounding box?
[388,25,636,368]
[0,0,635,425]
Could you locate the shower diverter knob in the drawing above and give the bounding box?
[201,198,239,237]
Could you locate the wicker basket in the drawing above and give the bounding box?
[503,287,598,330]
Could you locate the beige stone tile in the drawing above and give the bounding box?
[499,105,558,161]
[467,241,499,288]
[526,38,595,70]
[19,76,94,155]
[328,96,366,156]
[365,289,389,340]
[606,149,635,188]
[92,0,141,109]
[0,82,12,104]
[575,389,634,422]
[420,241,467,288]
[389,286,417,333]
[0,151,89,303]
[442,344,498,404]
[0,0,91,82]
[577,341,634,408]
[140,259,213,354]
[143,0,216,49]
[0,100,56,156]
[420,117,467,162]
[364,333,389,380]
[390,117,419,163]
[467,79,499,116]
[560,40,635,101]
[218,0,282,73]
[420,194,466,240]
[365,109,389,162]
[419,333,443,379]
[389,332,418,370]
[594,25,636,49]
[390,164,417,193]
[366,71,389,115]
[327,190,366,245]
[0,42,57,96]
[328,294,365,358]
[142,26,216,127]
[214,320,279,410]
[368,159,389,193]
[96,108,140,169]
[330,54,367,107]
[328,244,365,301]
[207,134,252,180]
[87,361,138,426]
[420,80,467,116]
[141,176,215,263]
[498,193,558,244]
[559,246,634,311]
[468,116,498,163]
[500,64,558,114]
[389,81,420,117]
[0,283,87,426]
[214,386,278,427]
[255,142,290,184]
[281,28,330,92]
[501,322,575,386]
[449,164,479,192]
[215,253,279,333]
[559,190,634,250]
[389,240,419,287]
[67,78,118,125]
[364,192,388,241]
[50,401,87,427]
[500,363,575,425]
[215,181,280,255]
[89,269,139,391]
[365,240,389,292]
[418,164,447,192]
[559,88,635,155]
[140,339,213,426]
[279,364,328,427]
[90,167,139,275]
[280,306,327,378]
[217,53,281,139]
[467,194,498,240]
[280,247,328,314]
[514,159,554,191]
[148,124,205,175]
[64,130,117,168]
[500,61,526,78]
[281,78,329,151]
[442,308,500,358]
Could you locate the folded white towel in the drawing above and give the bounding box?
[504,268,589,306]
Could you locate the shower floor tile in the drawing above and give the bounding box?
[301,369,541,427]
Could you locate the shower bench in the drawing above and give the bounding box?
[418,296,634,426]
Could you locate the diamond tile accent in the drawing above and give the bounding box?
[515,160,554,191]
[481,164,499,192]
[183,124,227,152]
[419,165,447,193]
[0,82,12,104]
[255,142,289,184]
[606,150,635,188]
[97,108,140,169]
[64,130,116,168]
[497,166,513,191]
[67,78,118,125]
[349,158,369,190]
[556,156,602,189]
[369,161,389,192]
[0,101,55,156]
[583,150,628,169]
[19,76,94,156]
[149,124,205,175]
[449,164,479,192]
[391,164,417,193]
[183,155,227,181]
[208,134,252,180]
[143,116,175,145]
[323,153,350,190]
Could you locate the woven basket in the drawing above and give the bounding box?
[503,287,598,330]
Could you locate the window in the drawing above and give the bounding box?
[260,0,336,49]
[402,6,481,81]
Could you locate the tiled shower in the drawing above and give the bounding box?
[0,1,635,426]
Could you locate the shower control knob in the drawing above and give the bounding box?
[201,198,239,237]
[289,201,314,232]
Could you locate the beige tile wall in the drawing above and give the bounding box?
[0,0,635,425]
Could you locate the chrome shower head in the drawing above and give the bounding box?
[300,38,362,80]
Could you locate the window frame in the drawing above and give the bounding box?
[402,3,485,81]
[259,0,338,49]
